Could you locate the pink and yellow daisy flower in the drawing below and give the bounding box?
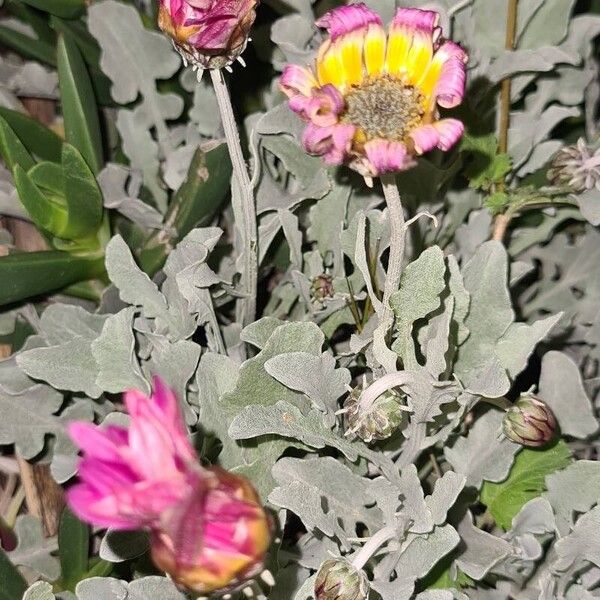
[280,4,468,177]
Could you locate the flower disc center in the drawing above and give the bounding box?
[342,76,425,142]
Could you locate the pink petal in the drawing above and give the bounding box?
[392,7,439,33]
[302,123,355,166]
[280,64,318,98]
[289,84,345,127]
[316,3,382,41]
[363,139,415,176]
[434,119,465,150]
[68,423,128,462]
[433,42,468,108]
[409,124,441,154]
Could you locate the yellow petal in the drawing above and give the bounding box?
[404,34,434,85]
[339,34,365,87]
[385,28,410,77]
[316,41,347,90]
[364,24,386,77]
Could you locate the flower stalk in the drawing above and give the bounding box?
[492,0,519,242]
[351,525,397,571]
[210,68,258,328]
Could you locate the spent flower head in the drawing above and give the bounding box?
[502,394,557,448]
[158,0,258,70]
[67,377,271,594]
[280,4,468,177]
[547,138,600,192]
[342,385,406,444]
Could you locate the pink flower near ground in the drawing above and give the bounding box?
[67,377,271,594]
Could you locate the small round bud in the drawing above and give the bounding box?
[547,138,600,192]
[502,395,557,448]
[311,274,334,305]
[315,559,369,600]
[343,387,405,444]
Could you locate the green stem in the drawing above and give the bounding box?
[210,69,257,328]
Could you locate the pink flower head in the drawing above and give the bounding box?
[280,4,468,177]
[158,0,258,69]
[67,377,271,594]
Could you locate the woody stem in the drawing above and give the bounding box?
[210,68,258,329]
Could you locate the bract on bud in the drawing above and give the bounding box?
[502,395,557,448]
[158,0,258,70]
[315,559,369,600]
[343,386,405,444]
[151,466,271,594]
[311,274,334,305]
[547,138,600,192]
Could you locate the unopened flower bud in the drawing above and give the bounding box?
[547,138,600,192]
[311,274,334,305]
[502,395,557,447]
[315,559,369,600]
[158,0,258,70]
[343,387,405,444]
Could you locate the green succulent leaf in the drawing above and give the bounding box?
[58,508,90,591]
[61,143,104,238]
[0,117,36,173]
[19,0,86,20]
[0,26,56,66]
[0,548,27,600]
[0,107,62,163]
[57,33,103,174]
[0,251,105,307]
[481,440,572,530]
[13,165,68,236]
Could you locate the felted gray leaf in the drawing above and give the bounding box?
[444,410,520,489]
[76,577,185,600]
[455,242,513,396]
[264,351,350,420]
[554,506,600,572]
[23,582,56,600]
[8,515,60,581]
[99,530,149,563]
[578,188,600,225]
[496,314,562,379]
[544,460,600,535]
[539,351,598,439]
[92,307,149,395]
[391,246,447,369]
[105,235,167,319]
[425,471,467,526]
[455,512,512,580]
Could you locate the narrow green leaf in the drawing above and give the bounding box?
[13,165,67,236]
[30,162,64,196]
[61,143,103,238]
[138,142,232,274]
[19,0,86,19]
[0,250,105,306]
[57,33,103,174]
[481,440,572,530]
[0,548,27,600]
[4,0,55,43]
[58,508,89,590]
[0,107,62,163]
[0,117,35,173]
[0,26,56,66]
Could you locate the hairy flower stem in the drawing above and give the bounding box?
[492,0,519,242]
[373,173,406,366]
[351,525,397,571]
[210,68,257,328]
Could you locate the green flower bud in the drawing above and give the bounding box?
[502,395,557,447]
[343,386,405,444]
[314,559,369,600]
